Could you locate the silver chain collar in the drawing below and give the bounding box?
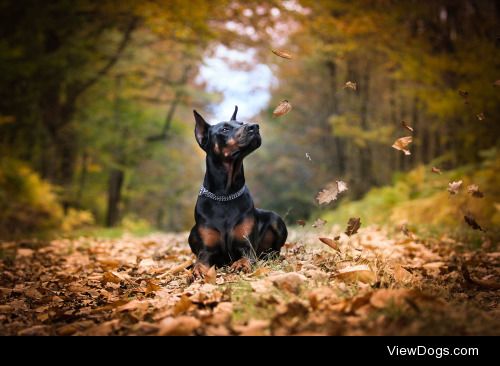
[199,185,247,202]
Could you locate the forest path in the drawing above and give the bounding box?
[0,227,498,336]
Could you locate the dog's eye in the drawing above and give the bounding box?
[221,127,230,133]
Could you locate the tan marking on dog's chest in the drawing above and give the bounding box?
[199,227,221,247]
[232,217,255,240]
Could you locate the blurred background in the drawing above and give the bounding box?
[0,0,499,239]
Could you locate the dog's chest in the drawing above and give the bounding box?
[196,195,255,234]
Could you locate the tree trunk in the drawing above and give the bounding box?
[106,168,124,227]
[359,66,373,187]
[76,151,89,206]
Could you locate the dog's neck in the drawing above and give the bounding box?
[203,154,245,195]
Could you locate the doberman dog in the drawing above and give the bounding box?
[188,106,288,277]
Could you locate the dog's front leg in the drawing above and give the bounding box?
[229,239,255,273]
[192,248,215,278]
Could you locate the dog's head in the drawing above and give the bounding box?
[193,106,261,161]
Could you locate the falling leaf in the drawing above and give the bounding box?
[318,237,339,251]
[271,49,292,59]
[296,219,306,227]
[458,90,469,103]
[343,81,357,90]
[400,223,414,239]
[334,265,376,284]
[431,166,442,174]
[316,180,348,205]
[494,80,500,87]
[273,100,292,117]
[476,112,485,121]
[447,180,462,195]
[464,214,484,231]
[467,184,484,198]
[345,217,361,236]
[461,263,500,290]
[312,218,327,228]
[401,120,414,132]
[0,115,15,125]
[204,265,217,285]
[392,136,412,155]
[305,152,312,161]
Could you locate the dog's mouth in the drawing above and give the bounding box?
[239,130,261,145]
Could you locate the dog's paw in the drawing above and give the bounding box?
[230,258,252,273]
[193,262,209,279]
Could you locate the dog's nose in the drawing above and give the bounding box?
[246,124,259,133]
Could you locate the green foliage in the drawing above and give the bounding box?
[0,158,63,237]
[322,150,500,236]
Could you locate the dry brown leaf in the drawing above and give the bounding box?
[271,49,292,59]
[160,259,194,278]
[318,237,340,251]
[494,80,500,86]
[233,319,270,336]
[447,180,462,195]
[476,112,485,121]
[204,265,217,285]
[101,271,122,285]
[461,263,500,290]
[334,265,376,284]
[24,287,43,300]
[83,319,120,336]
[158,316,201,336]
[272,100,292,117]
[467,184,484,198]
[345,217,361,236]
[343,81,357,90]
[173,295,193,315]
[16,248,34,258]
[250,279,273,293]
[312,218,327,228]
[0,305,13,313]
[296,219,306,227]
[145,279,162,293]
[270,272,306,293]
[370,289,414,309]
[431,166,442,174]
[117,299,149,313]
[393,265,413,283]
[316,180,348,205]
[392,136,412,155]
[401,120,414,132]
[464,214,484,231]
[249,267,271,277]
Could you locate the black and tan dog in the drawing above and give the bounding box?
[188,106,287,277]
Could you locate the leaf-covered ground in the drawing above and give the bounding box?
[0,227,499,336]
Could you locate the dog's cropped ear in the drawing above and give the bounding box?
[230,105,238,121]
[193,110,209,150]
